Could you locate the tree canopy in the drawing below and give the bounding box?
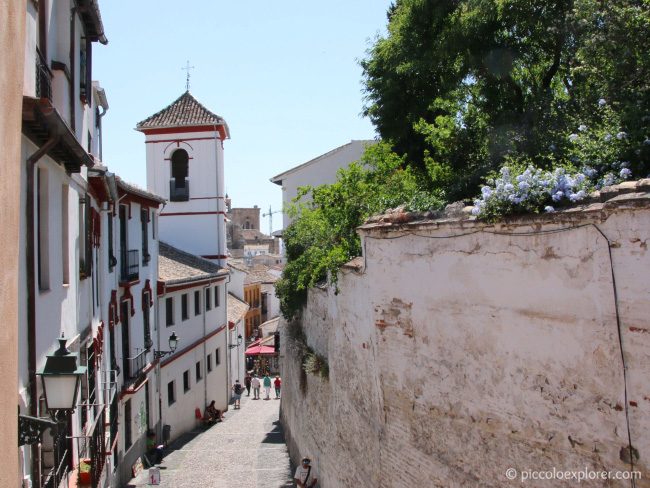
[277,0,650,319]
[361,0,650,202]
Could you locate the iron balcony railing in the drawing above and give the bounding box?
[35,48,52,101]
[169,178,189,201]
[126,348,148,381]
[120,249,139,282]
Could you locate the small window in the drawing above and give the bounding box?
[205,288,212,311]
[141,209,150,265]
[215,348,221,366]
[181,293,188,320]
[214,286,219,308]
[194,290,201,316]
[207,354,212,373]
[183,370,190,392]
[167,381,176,406]
[196,361,202,382]
[166,297,174,327]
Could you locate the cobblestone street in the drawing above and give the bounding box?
[128,393,293,487]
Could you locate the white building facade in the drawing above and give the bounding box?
[270,140,376,230]
[156,242,230,443]
[18,1,114,487]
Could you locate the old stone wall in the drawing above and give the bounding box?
[280,193,650,488]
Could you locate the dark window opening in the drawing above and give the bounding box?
[166,297,174,327]
[181,294,188,321]
[141,209,150,265]
[170,150,189,201]
[167,381,175,406]
[194,291,200,316]
[183,370,190,392]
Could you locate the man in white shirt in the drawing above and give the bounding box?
[294,457,317,488]
[251,375,261,399]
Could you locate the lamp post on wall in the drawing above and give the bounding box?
[19,336,86,445]
[154,331,179,360]
[228,334,243,350]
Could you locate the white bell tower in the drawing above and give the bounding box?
[136,91,230,265]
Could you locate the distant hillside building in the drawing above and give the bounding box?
[225,199,279,258]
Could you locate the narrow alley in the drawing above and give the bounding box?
[129,394,294,487]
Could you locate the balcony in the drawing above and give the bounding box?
[120,249,139,283]
[35,49,52,101]
[126,348,148,381]
[169,178,189,202]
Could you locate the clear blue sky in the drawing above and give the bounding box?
[94,0,392,234]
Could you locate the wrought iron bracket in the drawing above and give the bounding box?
[154,350,171,360]
[18,414,56,446]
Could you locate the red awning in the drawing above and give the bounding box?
[245,345,276,356]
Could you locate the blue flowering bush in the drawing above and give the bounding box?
[472,100,638,220]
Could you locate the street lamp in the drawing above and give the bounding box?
[154,331,179,360]
[19,336,85,445]
[37,337,87,418]
[228,334,243,349]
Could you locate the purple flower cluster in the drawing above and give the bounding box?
[472,166,593,217]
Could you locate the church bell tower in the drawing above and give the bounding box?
[136,91,230,265]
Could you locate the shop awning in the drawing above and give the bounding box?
[245,345,276,356]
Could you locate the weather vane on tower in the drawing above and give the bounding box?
[182,60,195,91]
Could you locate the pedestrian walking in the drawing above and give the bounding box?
[251,375,261,399]
[294,457,318,488]
[244,372,252,396]
[263,373,272,400]
[232,380,243,409]
[273,375,282,399]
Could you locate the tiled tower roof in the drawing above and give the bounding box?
[136,91,229,136]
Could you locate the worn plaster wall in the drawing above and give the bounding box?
[281,202,650,488]
[1,0,25,485]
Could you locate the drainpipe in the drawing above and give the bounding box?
[156,281,166,442]
[203,284,208,412]
[26,134,59,485]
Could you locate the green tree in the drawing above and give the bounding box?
[362,0,650,201]
[276,142,444,320]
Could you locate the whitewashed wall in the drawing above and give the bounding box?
[273,140,375,229]
[145,131,226,260]
[281,201,650,488]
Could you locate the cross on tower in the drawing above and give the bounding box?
[182,60,195,91]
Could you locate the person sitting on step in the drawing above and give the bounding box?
[204,400,223,423]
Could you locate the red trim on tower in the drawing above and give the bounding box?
[147,136,216,145]
[141,125,227,140]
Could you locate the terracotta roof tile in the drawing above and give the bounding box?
[227,293,249,324]
[136,91,228,132]
[159,242,228,284]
